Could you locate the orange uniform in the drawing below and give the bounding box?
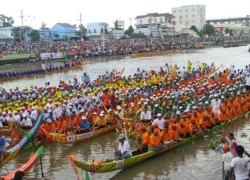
[149,134,161,146]
[142,132,150,145]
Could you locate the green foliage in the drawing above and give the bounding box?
[240,133,248,138]
[201,24,215,36]
[75,24,87,40]
[40,22,49,30]
[124,25,134,37]
[190,24,215,37]
[13,27,23,42]
[190,25,200,35]
[205,139,220,150]
[28,30,40,41]
[0,14,14,27]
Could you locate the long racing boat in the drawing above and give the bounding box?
[69,112,249,173]
[0,113,43,168]
[2,146,44,179]
[42,124,116,144]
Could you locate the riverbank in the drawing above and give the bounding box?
[1,41,249,66]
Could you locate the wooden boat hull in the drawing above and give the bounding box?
[44,125,116,144]
[0,128,11,135]
[0,113,43,168]
[130,49,179,59]
[70,112,248,173]
[0,60,87,82]
[2,146,43,180]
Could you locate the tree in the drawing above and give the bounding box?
[114,20,119,30]
[0,14,14,27]
[202,24,215,36]
[13,27,23,42]
[28,30,40,41]
[190,25,200,36]
[124,25,134,37]
[75,24,88,40]
[224,27,233,36]
[40,22,49,30]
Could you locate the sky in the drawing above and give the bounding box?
[0,0,249,29]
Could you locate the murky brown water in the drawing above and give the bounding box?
[0,45,250,179]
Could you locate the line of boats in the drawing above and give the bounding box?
[0,62,249,178]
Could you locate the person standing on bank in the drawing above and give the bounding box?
[229,145,250,180]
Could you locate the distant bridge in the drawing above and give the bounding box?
[206,16,250,26]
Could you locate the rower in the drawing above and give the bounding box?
[133,125,149,155]
[0,136,6,162]
[21,114,32,129]
[76,116,91,134]
[114,134,132,160]
[148,128,163,151]
[152,113,165,131]
[160,122,175,145]
[140,106,152,123]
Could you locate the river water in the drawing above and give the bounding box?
[0,45,250,179]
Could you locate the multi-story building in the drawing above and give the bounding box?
[87,22,109,39]
[134,13,175,37]
[171,5,206,32]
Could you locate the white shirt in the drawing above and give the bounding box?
[118,140,132,156]
[21,118,33,127]
[53,107,62,119]
[14,115,21,125]
[222,152,234,171]
[30,110,38,121]
[231,156,250,180]
[211,99,221,111]
[152,118,165,130]
[140,111,152,121]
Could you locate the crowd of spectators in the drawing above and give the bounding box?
[1,35,250,57]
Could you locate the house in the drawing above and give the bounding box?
[87,22,109,38]
[37,29,53,41]
[51,23,79,40]
[171,5,206,32]
[0,27,14,39]
[109,29,124,39]
[0,34,13,43]
[135,12,175,37]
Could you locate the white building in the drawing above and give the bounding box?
[135,13,175,37]
[0,27,14,38]
[87,22,109,38]
[171,5,206,32]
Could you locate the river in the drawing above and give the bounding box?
[0,45,250,179]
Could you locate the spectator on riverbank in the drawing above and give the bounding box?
[229,145,250,180]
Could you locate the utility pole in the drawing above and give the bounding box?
[20,10,24,42]
[129,18,132,26]
[79,13,83,41]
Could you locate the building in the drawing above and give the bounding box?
[0,34,13,43]
[87,22,109,38]
[134,13,175,37]
[171,5,206,32]
[37,29,53,41]
[51,23,78,40]
[109,29,125,39]
[0,27,14,39]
